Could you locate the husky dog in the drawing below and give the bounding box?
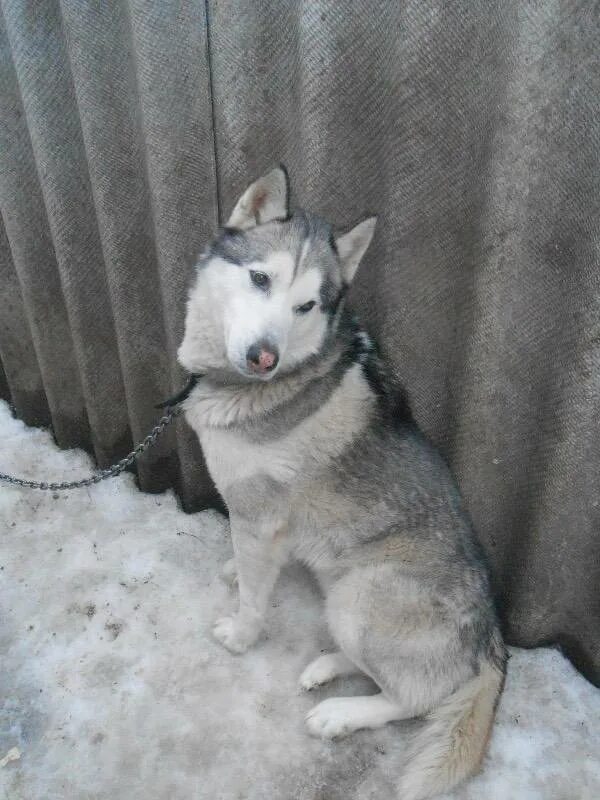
[178,167,506,799]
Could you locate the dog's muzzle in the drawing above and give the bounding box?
[246,341,279,375]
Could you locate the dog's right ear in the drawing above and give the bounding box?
[226,166,290,230]
[335,217,377,284]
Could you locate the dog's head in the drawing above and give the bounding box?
[178,167,376,381]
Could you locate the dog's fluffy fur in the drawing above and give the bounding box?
[178,167,506,799]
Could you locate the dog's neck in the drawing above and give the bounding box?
[183,316,359,429]
[184,350,344,429]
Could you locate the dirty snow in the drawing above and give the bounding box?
[0,400,599,800]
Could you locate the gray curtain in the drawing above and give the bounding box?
[0,0,598,685]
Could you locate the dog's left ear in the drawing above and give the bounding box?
[226,166,290,230]
[336,217,377,283]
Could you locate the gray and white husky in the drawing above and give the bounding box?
[178,167,506,800]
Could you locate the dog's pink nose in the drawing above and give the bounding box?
[258,350,276,370]
[246,342,279,374]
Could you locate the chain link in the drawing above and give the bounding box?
[0,407,181,491]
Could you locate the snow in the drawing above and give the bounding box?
[0,399,599,800]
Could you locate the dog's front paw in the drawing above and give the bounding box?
[220,558,238,587]
[299,654,343,690]
[212,615,259,654]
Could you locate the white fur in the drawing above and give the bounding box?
[220,557,238,586]
[213,612,262,654]
[178,252,328,379]
[299,652,360,690]
[306,694,403,739]
[224,251,293,374]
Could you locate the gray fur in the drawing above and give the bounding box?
[206,211,339,288]
[179,170,506,800]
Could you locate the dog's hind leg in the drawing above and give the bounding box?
[299,652,361,691]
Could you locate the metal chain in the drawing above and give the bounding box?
[0,407,181,491]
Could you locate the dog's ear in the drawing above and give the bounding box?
[226,166,290,230]
[336,217,377,283]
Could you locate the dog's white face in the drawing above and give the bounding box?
[178,167,376,381]
[179,246,330,380]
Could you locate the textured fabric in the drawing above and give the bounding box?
[0,1,599,684]
[0,0,218,508]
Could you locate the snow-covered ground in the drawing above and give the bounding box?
[0,399,599,800]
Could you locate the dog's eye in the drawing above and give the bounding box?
[296,300,316,314]
[249,270,270,289]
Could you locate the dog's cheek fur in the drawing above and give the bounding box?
[178,267,231,373]
[279,310,329,371]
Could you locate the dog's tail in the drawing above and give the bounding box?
[398,642,506,800]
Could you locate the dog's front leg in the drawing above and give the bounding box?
[213,511,287,654]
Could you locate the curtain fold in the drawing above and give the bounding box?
[0,0,219,507]
[0,0,598,684]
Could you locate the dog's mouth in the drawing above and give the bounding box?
[232,362,280,382]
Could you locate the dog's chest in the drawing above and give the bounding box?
[198,426,301,492]
[184,364,375,497]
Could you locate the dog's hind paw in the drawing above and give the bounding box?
[305,697,358,739]
[306,695,402,739]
